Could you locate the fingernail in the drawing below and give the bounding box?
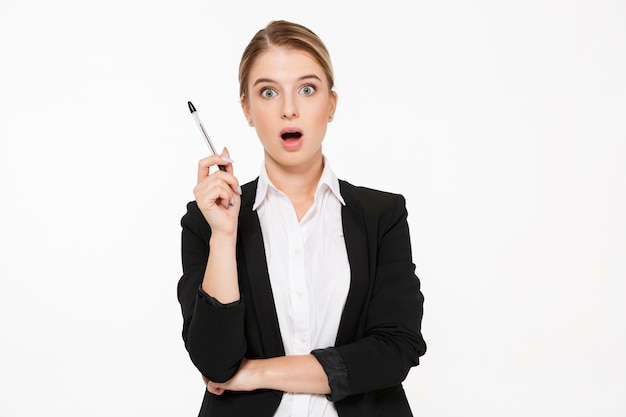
[222,156,235,163]
[237,186,242,195]
[230,197,235,206]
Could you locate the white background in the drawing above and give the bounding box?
[1,0,625,415]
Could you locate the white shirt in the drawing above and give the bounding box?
[254,159,350,417]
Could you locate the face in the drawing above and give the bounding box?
[241,46,337,173]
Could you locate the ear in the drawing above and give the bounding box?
[328,91,338,121]
[241,96,253,126]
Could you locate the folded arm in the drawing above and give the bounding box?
[205,355,330,395]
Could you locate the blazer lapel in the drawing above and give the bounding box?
[336,181,370,346]
[237,180,285,357]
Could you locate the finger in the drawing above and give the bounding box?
[218,149,241,196]
[220,147,235,175]
[208,387,224,395]
[197,155,215,182]
[197,157,240,198]
[212,181,234,209]
[206,381,225,395]
[197,154,233,183]
[202,170,240,201]
[194,181,236,210]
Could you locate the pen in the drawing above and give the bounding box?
[188,101,227,172]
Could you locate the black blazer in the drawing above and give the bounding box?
[177,179,426,417]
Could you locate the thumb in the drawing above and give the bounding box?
[220,147,235,175]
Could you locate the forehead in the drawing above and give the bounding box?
[248,46,325,82]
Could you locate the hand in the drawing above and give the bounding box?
[193,148,241,237]
[201,374,226,396]
[201,359,258,395]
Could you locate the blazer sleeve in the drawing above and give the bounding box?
[313,193,426,401]
[177,201,247,383]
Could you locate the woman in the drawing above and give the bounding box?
[177,20,426,417]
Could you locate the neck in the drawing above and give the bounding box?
[265,154,324,208]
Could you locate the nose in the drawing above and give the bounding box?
[281,95,298,119]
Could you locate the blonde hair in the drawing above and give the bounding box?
[238,20,335,99]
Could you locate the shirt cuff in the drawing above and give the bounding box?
[311,347,350,402]
[198,287,241,309]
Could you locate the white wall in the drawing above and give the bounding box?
[1,0,625,415]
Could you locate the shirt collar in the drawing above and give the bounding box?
[253,156,345,211]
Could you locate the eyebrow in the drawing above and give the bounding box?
[252,74,322,87]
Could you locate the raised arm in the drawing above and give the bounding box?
[177,152,246,383]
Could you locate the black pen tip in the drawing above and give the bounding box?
[188,101,196,113]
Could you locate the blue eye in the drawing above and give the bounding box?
[261,88,277,98]
[300,85,316,95]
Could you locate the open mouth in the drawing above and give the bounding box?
[281,131,302,140]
